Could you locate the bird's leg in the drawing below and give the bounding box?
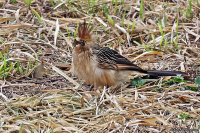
[89,85,94,91]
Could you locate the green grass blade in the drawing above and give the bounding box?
[37,48,42,57]
[0,63,4,73]
[91,25,97,33]
[67,0,72,8]
[28,58,31,71]
[106,14,114,26]
[142,41,150,51]
[173,36,179,51]
[0,67,10,75]
[11,0,17,5]
[0,51,3,61]
[5,63,16,79]
[189,0,192,13]
[139,0,143,19]
[4,54,6,76]
[17,61,20,73]
[164,39,167,48]
[88,0,90,7]
[158,23,163,36]
[100,24,106,33]
[164,12,166,26]
[115,0,117,9]
[0,37,3,44]
[151,32,155,49]
[19,123,23,133]
[133,41,141,46]
[66,25,71,37]
[50,0,55,8]
[131,21,136,36]
[74,23,79,38]
[88,15,92,29]
[24,0,31,6]
[159,35,164,51]
[31,8,45,26]
[121,0,125,5]
[92,0,95,12]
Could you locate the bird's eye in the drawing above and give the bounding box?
[81,40,85,46]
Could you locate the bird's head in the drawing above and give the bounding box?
[73,38,89,53]
[73,20,100,54]
[74,20,97,45]
[73,20,95,53]
[73,39,85,47]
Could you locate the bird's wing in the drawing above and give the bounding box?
[96,47,147,73]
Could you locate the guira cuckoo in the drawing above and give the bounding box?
[71,21,187,88]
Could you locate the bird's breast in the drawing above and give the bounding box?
[71,50,117,88]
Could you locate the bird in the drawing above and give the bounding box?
[71,21,188,88]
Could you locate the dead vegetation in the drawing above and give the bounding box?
[0,0,200,132]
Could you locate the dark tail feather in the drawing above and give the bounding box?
[147,70,188,76]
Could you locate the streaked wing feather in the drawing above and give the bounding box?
[96,47,147,73]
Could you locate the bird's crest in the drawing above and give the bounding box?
[78,20,92,42]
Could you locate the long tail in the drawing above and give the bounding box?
[147,70,188,76]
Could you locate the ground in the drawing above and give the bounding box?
[0,0,200,132]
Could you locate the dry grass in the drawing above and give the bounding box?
[0,0,200,132]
